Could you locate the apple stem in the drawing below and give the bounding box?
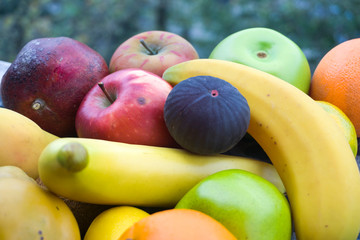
[98,82,114,104]
[140,39,156,55]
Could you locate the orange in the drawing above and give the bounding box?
[118,208,237,240]
[309,38,360,136]
[316,101,358,156]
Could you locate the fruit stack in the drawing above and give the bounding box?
[0,28,360,240]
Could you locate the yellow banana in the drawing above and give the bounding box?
[162,59,360,240]
[0,108,58,179]
[38,137,284,207]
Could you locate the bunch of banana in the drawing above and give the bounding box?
[162,59,360,240]
[38,137,284,207]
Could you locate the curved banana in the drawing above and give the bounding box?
[38,137,285,207]
[162,59,360,240]
[0,108,58,179]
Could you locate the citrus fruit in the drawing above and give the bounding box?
[118,208,237,240]
[316,101,358,156]
[309,38,360,136]
[84,206,149,240]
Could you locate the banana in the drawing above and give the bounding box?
[162,59,360,240]
[0,108,58,179]
[38,137,285,207]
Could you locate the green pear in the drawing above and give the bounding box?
[175,169,291,240]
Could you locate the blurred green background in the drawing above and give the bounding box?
[0,0,359,73]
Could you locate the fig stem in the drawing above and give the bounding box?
[140,39,156,55]
[98,82,114,104]
[57,142,89,172]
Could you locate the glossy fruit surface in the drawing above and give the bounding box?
[175,169,292,240]
[118,208,237,240]
[209,27,311,93]
[75,68,177,147]
[164,75,250,154]
[84,206,149,240]
[1,37,109,137]
[309,38,360,136]
[316,101,358,156]
[38,137,285,207]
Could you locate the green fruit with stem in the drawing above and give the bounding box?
[209,27,311,93]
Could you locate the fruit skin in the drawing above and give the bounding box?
[309,38,360,136]
[209,27,311,93]
[164,75,250,154]
[162,59,360,240]
[0,166,81,240]
[175,169,291,240]
[118,208,237,240]
[84,206,149,240]
[0,107,58,179]
[75,68,177,147]
[109,30,199,77]
[1,37,109,137]
[0,61,11,108]
[316,100,358,156]
[38,137,285,207]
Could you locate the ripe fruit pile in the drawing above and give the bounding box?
[0,28,360,240]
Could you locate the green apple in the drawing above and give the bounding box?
[175,169,291,240]
[209,27,311,93]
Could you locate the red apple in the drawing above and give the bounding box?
[109,30,199,77]
[1,37,109,137]
[75,68,177,147]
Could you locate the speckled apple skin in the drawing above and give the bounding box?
[1,37,109,136]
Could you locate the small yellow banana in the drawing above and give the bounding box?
[162,59,360,240]
[38,137,284,207]
[0,108,58,179]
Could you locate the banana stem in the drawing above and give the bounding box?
[57,142,89,172]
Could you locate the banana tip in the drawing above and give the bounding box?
[57,142,89,172]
